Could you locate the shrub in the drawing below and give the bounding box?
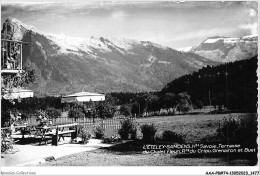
[176,101,191,114]
[200,114,257,148]
[118,118,137,140]
[78,127,91,144]
[46,108,61,122]
[102,136,122,144]
[217,116,241,141]
[200,133,223,144]
[94,125,104,139]
[161,130,184,143]
[217,115,257,147]
[141,123,157,142]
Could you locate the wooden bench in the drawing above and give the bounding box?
[50,123,78,146]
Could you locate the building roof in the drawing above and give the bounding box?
[61,91,105,103]
[63,91,104,98]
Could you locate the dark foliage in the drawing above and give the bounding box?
[176,92,192,113]
[1,96,64,114]
[201,114,257,148]
[118,118,137,140]
[94,125,104,139]
[68,109,85,122]
[78,126,91,144]
[140,123,157,142]
[161,56,257,112]
[96,102,114,119]
[161,130,184,143]
[159,92,176,112]
[119,104,132,117]
[217,114,257,147]
[194,100,204,109]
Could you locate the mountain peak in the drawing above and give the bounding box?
[202,36,240,44]
[207,36,229,39]
[6,17,24,25]
[1,17,38,40]
[190,34,257,62]
[5,17,37,31]
[242,34,258,40]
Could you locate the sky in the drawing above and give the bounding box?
[1,0,258,49]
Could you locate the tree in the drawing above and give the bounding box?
[161,57,257,113]
[68,109,84,122]
[131,94,148,117]
[67,101,85,121]
[146,94,161,115]
[46,108,61,124]
[119,104,132,117]
[1,64,36,127]
[131,102,140,117]
[176,92,192,114]
[96,101,115,119]
[1,64,36,103]
[94,94,117,119]
[159,93,176,113]
[194,100,203,110]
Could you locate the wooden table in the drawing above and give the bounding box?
[35,126,56,145]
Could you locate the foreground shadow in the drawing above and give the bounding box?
[99,140,258,166]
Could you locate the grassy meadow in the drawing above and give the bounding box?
[134,113,254,143]
[41,112,257,166]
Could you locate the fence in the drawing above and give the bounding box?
[22,114,125,137]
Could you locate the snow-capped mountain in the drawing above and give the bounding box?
[181,35,258,63]
[1,17,219,95]
[176,46,194,52]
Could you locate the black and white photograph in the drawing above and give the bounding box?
[1,0,258,175]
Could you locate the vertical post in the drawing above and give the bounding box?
[138,104,140,118]
[225,64,228,111]
[8,41,10,69]
[209,90,211,114]
[83,115,85,128]
[11,41,13,68]
[52,126,58,146]
[20,43,22,70]
[203,75,206,105]
[83,102,86,128]
[5,41,7,68]
[2,40,3,68]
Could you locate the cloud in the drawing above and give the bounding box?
[249,8,257,17]
[163,28,235,43]
[240,23,258,34]
[111,11,127,20]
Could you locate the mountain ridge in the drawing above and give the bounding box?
[2,17,219,95]
[177,35,258,62]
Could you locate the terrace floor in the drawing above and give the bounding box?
[1,138,119,166]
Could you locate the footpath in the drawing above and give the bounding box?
[1,138,116,166]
